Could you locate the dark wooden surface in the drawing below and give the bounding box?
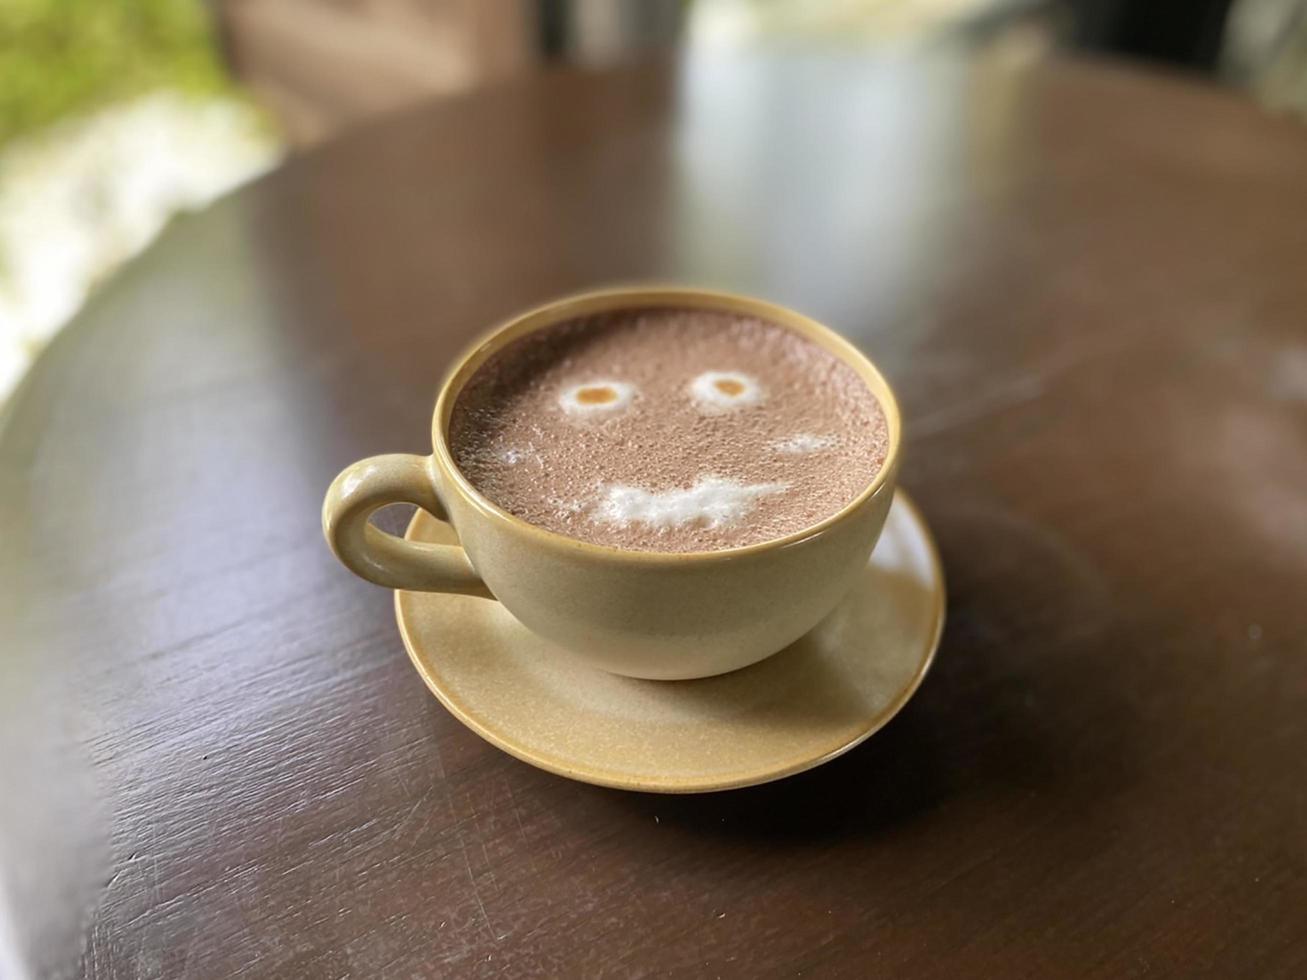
[3,49,1307,979]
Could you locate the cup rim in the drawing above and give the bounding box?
[431,285,902,565]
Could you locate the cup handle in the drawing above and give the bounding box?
[322,454,492,597]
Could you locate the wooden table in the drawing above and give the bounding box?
[3,50,1306,978]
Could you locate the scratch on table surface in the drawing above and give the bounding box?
[148,820,161,907]
[392,784,435,843]
[178,925,198,980]
[429,731,449,783]
[456,832,497,943]
[86,922,103,978]
[477,837,499,895]
[269,814,286,858]
[503,780,529,845]
[460,797,500,897]
[103,861,130,891]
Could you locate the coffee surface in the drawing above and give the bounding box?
[448,307,889,552]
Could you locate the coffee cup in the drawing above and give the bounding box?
[322,287,901,679]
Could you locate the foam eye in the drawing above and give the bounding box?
[559,380,636,416]
[689,371,762,412]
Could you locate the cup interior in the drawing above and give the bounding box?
[430,286,901,561]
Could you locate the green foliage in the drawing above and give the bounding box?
[0,0,232,144]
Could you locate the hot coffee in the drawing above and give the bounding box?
[448,307,889,553]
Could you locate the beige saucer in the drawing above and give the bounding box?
[396,492,944,793]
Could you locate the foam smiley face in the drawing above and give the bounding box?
[447,308,889,552]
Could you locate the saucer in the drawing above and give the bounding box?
[396,492,945,793]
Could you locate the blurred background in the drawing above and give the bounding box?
[2,0,1306,408]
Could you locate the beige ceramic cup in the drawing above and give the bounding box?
[322,287,901,680]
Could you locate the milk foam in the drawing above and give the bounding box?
[771,433,836,454]
[559,380,636,416]
[688,371,762,413]
[448,307,890,552]
[590,476,787,531]
[499,447,533,465]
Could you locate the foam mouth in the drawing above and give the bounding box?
[589,476,787,531]
[770,433,836,454]
[688,371,762,413]
[559,380,636,416]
